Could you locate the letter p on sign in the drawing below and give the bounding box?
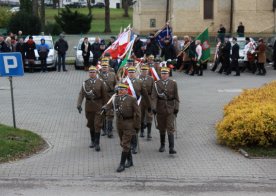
[4,56,18,73]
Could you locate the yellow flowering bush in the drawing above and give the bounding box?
[216,81,276,148]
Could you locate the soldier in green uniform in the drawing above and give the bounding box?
[98,61,117,138]
[77,66,108,152]
[152,67,179,154]
[127,67,151,154]
[139,65,154,139]
[102,83,141,172]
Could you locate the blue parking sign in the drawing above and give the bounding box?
[0,52,24,77]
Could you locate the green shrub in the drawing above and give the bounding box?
[0,7,12,28]
[44,22,62,35]
[216,81,276,148]
[55,6,92,34]
[7,11,41,35]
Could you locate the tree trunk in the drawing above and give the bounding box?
[87,0,92,16]
[104,0,111,33]
[122,0,129,17]
[32,0,39,16]
[41,0,45,32]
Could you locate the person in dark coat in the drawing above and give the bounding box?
[0,36,11,52]
[217,24,226,43]
[227,37,240,76]
[91,37,101,66]
[237,22,245,37]
[54,33,69,72]
[81,37,92,71]
[107,36,116,48]
[133,36,144,58]
[218,37,231,74]
[161,38,176,61]
[145,37,159,57]
[15,38,26,64]
[25,35,36,73]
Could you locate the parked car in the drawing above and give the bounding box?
[24,35,57,70]
[91,2,105,8]
[67,2,87,8]
[265,36,275,62]
[74,37,96,69]
[9,7,20,13]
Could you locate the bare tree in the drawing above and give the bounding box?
[104,0,111,33]
[122,0,129,17]
[87,0,92,16]
[32,0,39,16]
[40,0,45,31]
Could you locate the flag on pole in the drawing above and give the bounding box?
[155,24,173,48]
[195,28,211,62]
[149,67,160,81]
[103,29,134,59]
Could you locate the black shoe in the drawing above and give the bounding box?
[147,123,152,140]
[63,69,68,72]
[159,134,165,152]
[101,130,107,136]
[168,134,177,154]
[89,129,95,148]
[94,133,101,152]
[107,120,113,138]
[89,141,95,148]
[256,72,262,75]
[116,152,127,172]
[131,135,138,154]
[125,151,133,168]
[140,131,144,138]
[235,74,240,76]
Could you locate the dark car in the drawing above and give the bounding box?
[265,36,276,62]
[92,2,105,8]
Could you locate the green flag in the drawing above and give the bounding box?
[195,28,211,62]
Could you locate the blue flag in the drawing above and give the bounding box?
[155,25,173,48]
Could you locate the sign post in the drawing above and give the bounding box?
[0,52,24,128]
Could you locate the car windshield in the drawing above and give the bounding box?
[33,40,53,49]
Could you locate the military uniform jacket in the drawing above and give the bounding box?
[130,78,151,108]
[152,79,179,114]
[98,71,117,98]
[105,94,141,130]
[77,78,108,112]
[139,75,154,107]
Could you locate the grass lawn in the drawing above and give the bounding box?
[0,124,47,163]
[243,146,276,158]
[45,7,132,34]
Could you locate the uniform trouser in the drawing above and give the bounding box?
[85,111,103,133]
[141,104,153,125]
[118,129,135,152]
[156,113,176,135]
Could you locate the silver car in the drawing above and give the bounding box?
[24,35,57,69]
[74,37,95,69]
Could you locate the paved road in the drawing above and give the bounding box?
[0,65,275,194]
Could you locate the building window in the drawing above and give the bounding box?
[150,19,156,28]
[204,0,214,19]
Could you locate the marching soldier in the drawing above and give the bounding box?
[152,67,179,154]
[102,83,141,172]
[98,61,117,138]
[127,67,151,154]
[101,57,115,73]
[139,65,154,139]
[77,66,108,152]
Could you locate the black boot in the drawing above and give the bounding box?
[116,152,127,172]
[168,134,177,154]
[107,120,113,138]
[94,133,101,152]
[125,150,133,168]
[147,123,152,140]
[131,135,137,154]
[101,120,107,136]
[89,129,95,148]
[140,123,145,137]
[159,134,165,152]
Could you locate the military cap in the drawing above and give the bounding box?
[148,55,154,59]
[128,67,136,73]
[141,65,149,70]
[88,66,97,72]
[101,61,109,67]
[160,67,170,74]
[117,83,129,89]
